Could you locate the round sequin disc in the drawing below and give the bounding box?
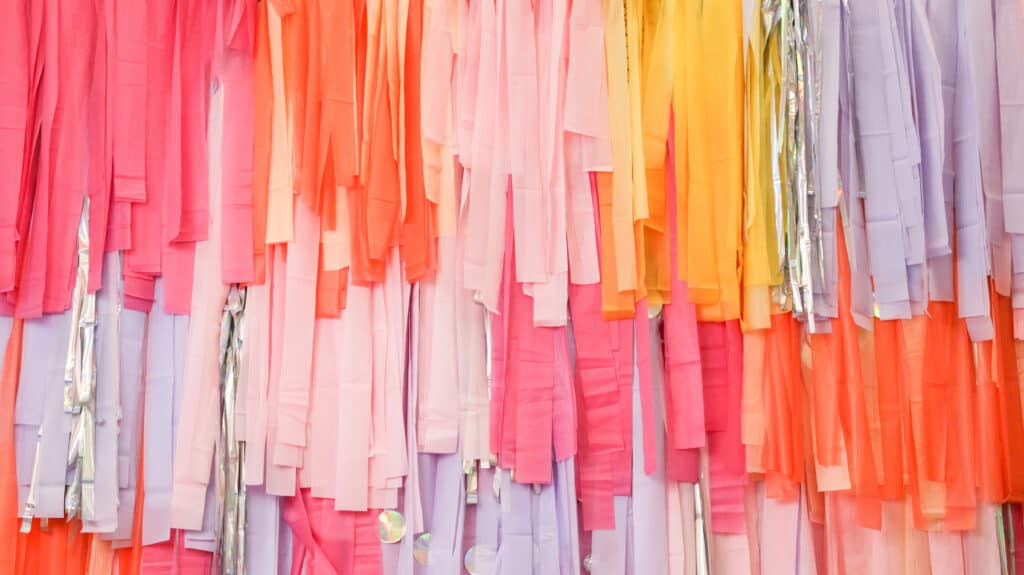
[378,510,407,544]
[414,533,431,565]
[464,544,497,574]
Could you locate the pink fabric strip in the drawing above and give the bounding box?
[159,209,199,313]
[383,285,422,575]
[369,250,408,509]
[271,196,320,470]
[563,140,601,287]
[710,532,753,575]
[87,0,114,295]
[528,0,571,327]
[505,0,546,286]
[173,0,212,245]
[461,0,508,313]
[421,0,453,148]
[113,0,148,204]
[705,448,752,574]
[663,119,705,455]
[283,491,346,575]
[563,0,611,288]
[489,191,513,463]
[122,0,173,301]
[217,0,256,285]
[308,318,339,497]
[17,0,83,317]
[664,482,695,575]
[170,85,229,529]
[455,201,490,463]
[45,0,97,314]
[263,245,300,496]
[964,503,1004,574]
[242,282,271,486]
[0,0,28,294]
[568,224,630,529]
[568,283,628,454]
[334,280,373,510]
[8,0,47,317]
[283,492,384,575]
[552,323,577,463]
[755,483,818,575]
[699,320,747,534]
[158,0,205,315]
[369,271,392,507]
[140,532,214,574]
[502,229,563,485]
[928,530,966,575]
[455,0,479,162]
[634,302,657,475]
[630,314,669,575]
[417,236,460,454]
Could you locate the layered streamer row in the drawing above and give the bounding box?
[2,0,1024,573]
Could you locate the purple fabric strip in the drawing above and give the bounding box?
[994,0,1024,334]
[142,280,189,545]
[414,453,436,575]
[245,484,285,575]
[590,498,629,575]
[533,466,561,575]
[964,0,1009,293]
[85,253,124,534]
[849,0,914,319]
[554,457,581,575]
[424,453,465,575]
[15,310,72,519]
[925,0,995,340]
[184,464,219,551]
[838,3,874,331]
[105,304,146,542]
[905,0,950,264]
[922,0,957,305]
[417,453,438,531]
[812,0,842,319]
[471,466,501,574]
[495,472,534,575]
[278,505,295,575]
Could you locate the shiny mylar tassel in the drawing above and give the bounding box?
[1009,505,1018,575]
[999,505,1011,575]
[465,460,479,505]
[19,440,43,532]
[694,482,710,575]
[65,196,99,522]
[780,0,827,329]
[214,287,247,575]
[757,0,790,310]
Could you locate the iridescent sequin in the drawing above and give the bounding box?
[378,510,407,543]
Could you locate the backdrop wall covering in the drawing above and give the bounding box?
[0,0,1023,573]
